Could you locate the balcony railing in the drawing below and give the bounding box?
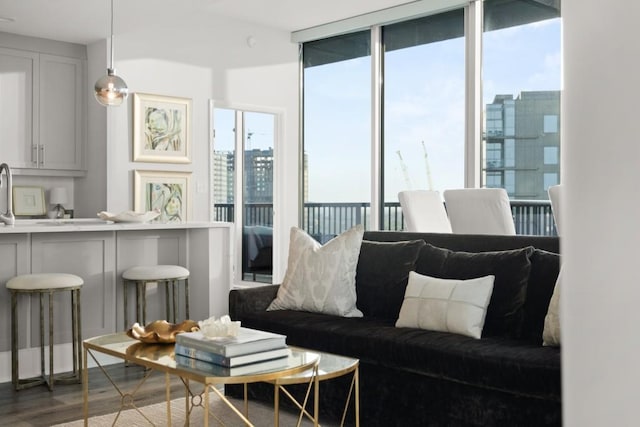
[214,200,557,237]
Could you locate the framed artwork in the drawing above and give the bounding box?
[134,170,191,223]
[12,186,46,216]
[133,93,192,163]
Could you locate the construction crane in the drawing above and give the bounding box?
[421,140,434,191]
[396,150,412,189]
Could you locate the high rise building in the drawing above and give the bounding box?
[484,90,560,200]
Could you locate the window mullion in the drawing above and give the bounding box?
[465,0,483,188]
[371,25,383,231]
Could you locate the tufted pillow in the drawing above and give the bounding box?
[355,239,426,320]
[396,272,495,339]
[415,243,534,338]
[267,224,364,317]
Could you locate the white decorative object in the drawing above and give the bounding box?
[198,315,241,338]
[396,272,495,339]
[267,224,364,317]
[97,210,160,223]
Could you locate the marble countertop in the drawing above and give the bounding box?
[0,218,232,234]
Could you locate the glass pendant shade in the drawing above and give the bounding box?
[94,0,128,107]
[94,68,128,106]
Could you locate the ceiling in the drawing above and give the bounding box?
[0,0,415,45]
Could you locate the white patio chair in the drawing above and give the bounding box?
[443,188,516,235]
[398,190,452,233]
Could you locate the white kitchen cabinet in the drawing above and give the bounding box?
[0,47,38,169]
[0,47,85,173]
[38,54,84,171]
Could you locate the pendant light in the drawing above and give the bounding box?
[94,0,128,106]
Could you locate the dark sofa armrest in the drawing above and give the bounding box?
[229,284,280,320]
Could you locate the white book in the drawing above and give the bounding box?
[175,327,287,357]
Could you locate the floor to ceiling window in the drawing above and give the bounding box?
[302,31,371,241]
[299,0,561,237]
[482,0,561,200]
[382,9,465,230]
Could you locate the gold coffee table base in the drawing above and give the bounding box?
[269,347,360,427]
[82,333,321,427]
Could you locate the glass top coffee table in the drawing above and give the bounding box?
[82,332,321,426]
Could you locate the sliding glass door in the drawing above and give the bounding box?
[213,107,275,283]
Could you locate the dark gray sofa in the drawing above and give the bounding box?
[228,231,561,426]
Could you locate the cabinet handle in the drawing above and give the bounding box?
[32,145,38,165]
[40,145,45,166]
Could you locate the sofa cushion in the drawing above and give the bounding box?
[521,249,561,344]
[355,239,426,320]
[415,244,534,338]
[238,309,561,401]
[396,272,494,339]
[543,268,562,346]
[267,224,364,317]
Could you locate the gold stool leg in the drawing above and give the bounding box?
[165,280,172,323]
[123,279,129,330]
[48,290,54,391]
[10,291,18,390]
[172,280,178,323]
[184,278,190,320]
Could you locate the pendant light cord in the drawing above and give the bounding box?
[109,0,115,69]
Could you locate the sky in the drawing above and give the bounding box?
[304,18,561,203]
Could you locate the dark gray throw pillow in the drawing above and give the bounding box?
[355,239,426,320]
[415,243,535,338]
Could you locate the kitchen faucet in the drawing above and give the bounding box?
[0,163,15,225]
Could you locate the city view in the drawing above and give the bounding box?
[213,2,561,281]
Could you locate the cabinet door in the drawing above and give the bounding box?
[31,232,116,340]
[39,54,84,170]
[0,48,38,168]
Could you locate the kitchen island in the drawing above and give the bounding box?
[0,219,232,383]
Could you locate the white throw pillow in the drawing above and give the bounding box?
[396,272,495,339]
[267,224,364,317]
[542,269,561,346]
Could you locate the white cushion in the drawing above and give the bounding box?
[543,269,561,346]
[267,224,364,317]
[398,190,452,233]
[395,272,494,339]
[6,273,84,290]
[123,265,190,281]
[443,188,516,235]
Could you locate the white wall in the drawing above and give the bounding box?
[563,0,640,425]
[80,14,299,282]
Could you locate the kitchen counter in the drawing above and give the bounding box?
[0,218,231,233]
[0,219,233,383]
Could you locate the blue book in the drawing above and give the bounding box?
[174,343,290,367]
[174,353,291,376]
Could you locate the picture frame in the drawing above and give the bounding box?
[133,93,192,164]
[12,186,46,216]
[134,170,191,223]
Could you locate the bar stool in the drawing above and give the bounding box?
[122,265,190,328]
[6,273,83,391]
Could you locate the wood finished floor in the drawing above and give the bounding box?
[0,364,188,426]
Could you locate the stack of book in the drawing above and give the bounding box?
[174,327,290,376]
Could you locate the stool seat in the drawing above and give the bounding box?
[7,273,84,290]
[123,265,189,281]
[122,265,190,327]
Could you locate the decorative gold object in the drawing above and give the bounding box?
[126,319,199,344]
